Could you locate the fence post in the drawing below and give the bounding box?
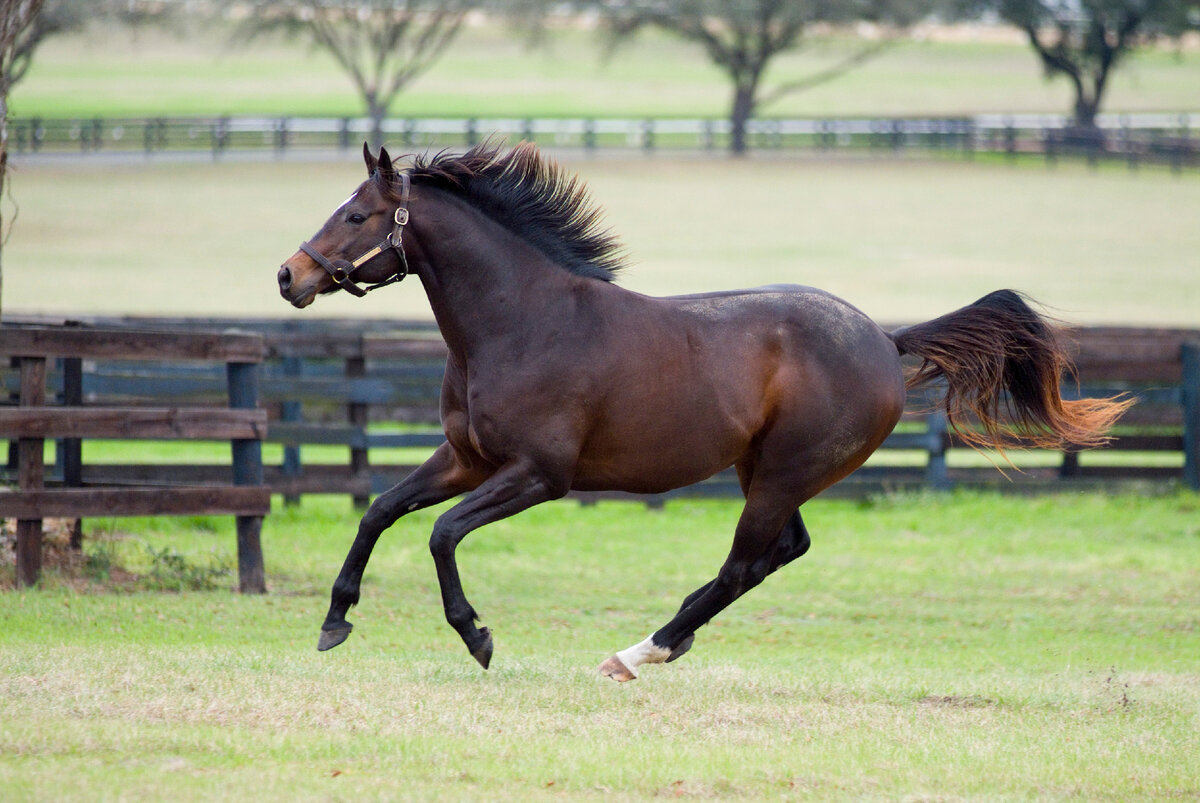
[227,360,267,594]
[15,357,47,587]
[346,350,370,509]
[274,117,289,154]
[59,356,84,549]
[583,118,596,152]
[925,410,951,491]
[281,355,303,506]
[1182,341,1200,491]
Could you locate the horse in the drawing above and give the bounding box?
[277,142,1131,681]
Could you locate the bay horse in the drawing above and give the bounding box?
[277,142,1130,681]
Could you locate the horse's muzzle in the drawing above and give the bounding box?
[277,263,318,308]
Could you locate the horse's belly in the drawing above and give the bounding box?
[570,412,748,494]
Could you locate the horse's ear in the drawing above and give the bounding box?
[363,142,378,177]
[377,146,397,182]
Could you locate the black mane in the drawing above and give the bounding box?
[401,141,626,282]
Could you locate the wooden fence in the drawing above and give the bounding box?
[9,113,1198,171]
[3,318,1196,518]
[0,326,269,591]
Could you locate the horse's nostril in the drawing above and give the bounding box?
[277,266,293,290]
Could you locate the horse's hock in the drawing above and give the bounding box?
[0,325,269,591]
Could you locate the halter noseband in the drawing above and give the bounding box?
[298,172,411,298]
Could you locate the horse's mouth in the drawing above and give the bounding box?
[282,285,318,309]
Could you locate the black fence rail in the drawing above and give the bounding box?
[3,316,1197,510]
[9,113,1198,171]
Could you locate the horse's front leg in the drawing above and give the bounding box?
[319,443,482,651]
[427,460,565,669]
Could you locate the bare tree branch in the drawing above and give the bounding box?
[233,1,480,148]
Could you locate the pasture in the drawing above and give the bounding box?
[4,155,1199,325]
[4,20,1199,799]
[12,22,1200,120]
[2,491,1197,800]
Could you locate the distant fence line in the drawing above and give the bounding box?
[9,113,1198,170]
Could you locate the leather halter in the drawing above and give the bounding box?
[299,172,411,298]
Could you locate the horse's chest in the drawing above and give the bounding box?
[442,382,513,467]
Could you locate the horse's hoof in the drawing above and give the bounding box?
[598,655,637,682]
[470,627,493,670]
[318,624,353,652]
[665,634,694,663]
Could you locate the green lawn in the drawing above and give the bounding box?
[10,22,1200,120]
[2,491,1197,800]
[4,155,1198,325]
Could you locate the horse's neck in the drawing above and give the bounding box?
[411,193,582,359]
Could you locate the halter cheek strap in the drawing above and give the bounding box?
[299,172,411,298]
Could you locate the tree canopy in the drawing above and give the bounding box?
[964,0,1200,127]
[598,0,931,154]
[233,0,484,149]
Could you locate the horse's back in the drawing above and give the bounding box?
[569,283,905,495]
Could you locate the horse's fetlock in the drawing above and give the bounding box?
[331,579,359,605]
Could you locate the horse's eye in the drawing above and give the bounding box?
[347,213,367,225]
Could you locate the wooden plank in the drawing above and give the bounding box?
[361,336,449,360]
[267,422,368,448]
[0,407,267,440]
[0,486,270,518]
[1068,327,1196,383]
[0,327,264,363]
[260,375,437,405]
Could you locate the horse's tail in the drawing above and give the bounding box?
[889,289,1133,453]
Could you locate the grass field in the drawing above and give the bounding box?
[2,491,1197,800]
[3,16,1198,802]
[4,154,1198,325]
[10,22,1200,120]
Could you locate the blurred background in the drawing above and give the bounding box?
[1,0,1198,325]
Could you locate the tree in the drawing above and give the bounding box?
[1,0,171,314]
[1,0,46,317]
[234,0,485,149]
[599,0,929,155]
[971,0,1200,129]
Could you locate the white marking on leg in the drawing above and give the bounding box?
[614,635,671,678]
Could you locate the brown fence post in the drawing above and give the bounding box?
[15,356,47,587]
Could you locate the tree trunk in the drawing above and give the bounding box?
[729,82,756,156]
[367,95,386,151]
[1,88,8,317]
[1073,86,1100,130]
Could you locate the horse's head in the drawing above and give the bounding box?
[278,144,411,308]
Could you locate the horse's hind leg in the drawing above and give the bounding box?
[599,490,804,681]
[319,444,482,651]
[659,509,812,665]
